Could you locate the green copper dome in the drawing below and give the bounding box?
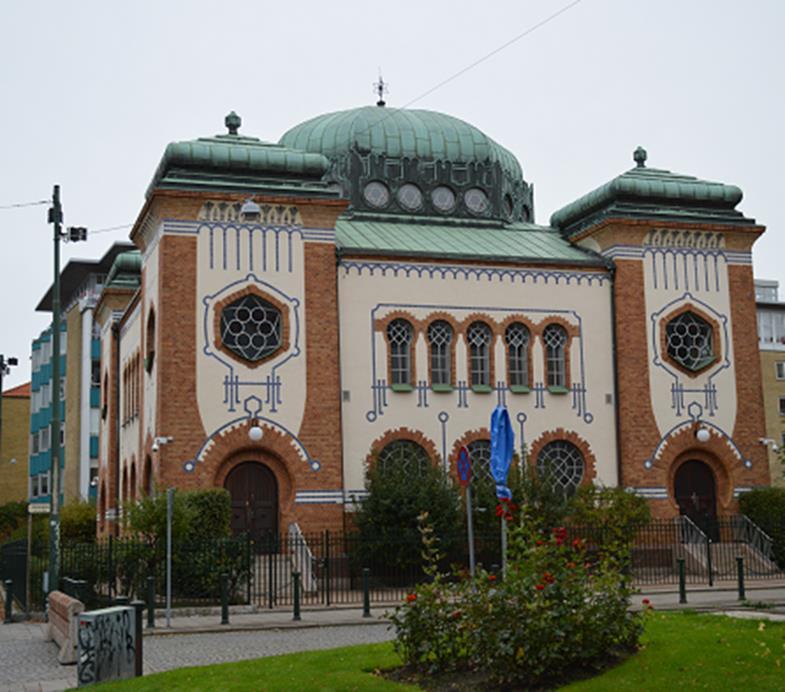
[279,106,533,223]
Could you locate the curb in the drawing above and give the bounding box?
[143,616,391,637]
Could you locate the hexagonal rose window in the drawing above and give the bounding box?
[665,311,716,372]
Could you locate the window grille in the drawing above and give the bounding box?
[377,439,430,476]
[467,322,492,387]
[220,294,282,363]
[543,324,567,387]
[505,323,530,387]
[467,439,492,481]
[387,319,413,385]
[665,311,715,372]
[536,440,584,494]
[427,321,453,386]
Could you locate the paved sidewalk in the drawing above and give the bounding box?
[3,585,785,692]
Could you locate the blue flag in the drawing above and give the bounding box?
[490,405,515,501]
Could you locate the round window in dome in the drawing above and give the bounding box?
[465,188,490,215]
[363,181,390,208]
[431,186,456,213]
[397,183,423,211]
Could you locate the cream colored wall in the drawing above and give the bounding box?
[641,248,737,440]
[98,315,113,477]
[190,221,310,462]
[337,259,618,494]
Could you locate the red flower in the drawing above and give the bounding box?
[642,598,650,605]
[495,504,505,517]
[543,572,555,584]
[406,593,417,603]
[536,539,545,546]
[450,609,462,620]
[504,512,514,522]
[488,574,497,583]
[553,527,567,539]
[567,562,576,569]
[572,538,583,550]
[535,584,545,591]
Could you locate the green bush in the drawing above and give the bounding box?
[389,514,643,686]
[352,460,461,574]
[60,501,97,544]
[0,501,27,541]
[739,487,785,568]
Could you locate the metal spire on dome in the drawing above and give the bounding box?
[634,146,647,168]
[372,72,389,107]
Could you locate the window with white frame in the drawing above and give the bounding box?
[387,319,413,386]
[758,309,785,346]
[40,472,50,496]
[780,397,785,416]
[543,324,568,388]
[467,322,492,387]
[427,320,453,386]
[32,433,39,454]
[536,440,584,495]
[505,322,530,387]
[31,475,39,498]
[777,362,785,380]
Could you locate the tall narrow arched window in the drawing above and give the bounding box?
[467,322,492,387]
[387,319,413,386]
[427,320,453,387]
[146,308,156,373]
[543,324,567,388]
[505,322,530,388]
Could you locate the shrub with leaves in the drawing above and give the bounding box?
[389,514,642,687]
[60,501,97,544]
[739,487,785,568]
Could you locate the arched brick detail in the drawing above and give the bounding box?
[650,424,739,515]
[538,319,576,388]
[423,311,461,387]
[199,422,303,530]
[528,428,598,487]
[375,311,420,386]
[461,315,497,387]
[533,315,580,339]
[498,315,537,388]
[366,427,441,469]
[658,303,722,378]
[212,284,291,369]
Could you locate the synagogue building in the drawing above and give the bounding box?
[91,103,770,539]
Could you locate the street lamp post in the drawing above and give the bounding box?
[46,185,87,595]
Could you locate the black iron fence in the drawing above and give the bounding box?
[2,516,784,614]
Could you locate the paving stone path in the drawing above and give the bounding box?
[0,621,394,692]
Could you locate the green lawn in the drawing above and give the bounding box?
[92,612,785,691]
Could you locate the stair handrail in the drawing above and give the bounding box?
[676,514,708,544]
[739,514,774,561]
[288,522,318,592]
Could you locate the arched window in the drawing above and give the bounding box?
[467,322,492,387]
[505,322,530,388]
[146,308,156,373]
[377,439,430,476]
[427,320,453,387]
[536,440,584,495]
[543,324,567,388]
[129,461,137,503]
[467,439,492,481]
[387,319,413,386]
[143,455,153,496]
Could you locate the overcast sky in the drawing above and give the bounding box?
[1,0,783,389]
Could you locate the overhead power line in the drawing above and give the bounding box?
[0,199,48,210]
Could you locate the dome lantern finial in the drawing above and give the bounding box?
[372,72,389,107]
[225,111,241,135]
[634,146,647,168]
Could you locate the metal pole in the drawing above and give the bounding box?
[220,573,229,625]
[501,516,507,580]
[130,600,145,677]
[146,576,155,629]
[0,357,5,470]
[362,567,371,618]
[736,556,745,601]
[677,557,687,604]
[48,184,63,595]
[3,579,12,623]
[706,537,714,587]
[166,488,173,627]
[292,571,301,621]
[466,485,476,578]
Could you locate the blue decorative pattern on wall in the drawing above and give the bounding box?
[202,274,301,414]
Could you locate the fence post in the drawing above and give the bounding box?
[706,537,714,587]
[677,558,687,604]
[220,573,229,625]
[324,530,331,607]
[130,599,145,677]
[267,532,274,610]
[292,571,301,621]
[146,576,155,629]
[246,536,252,606]
[108,535,115,600]
[736,556,745,601]
[4,579,12,624]
[362,568,371,618]
[114,595,129,607]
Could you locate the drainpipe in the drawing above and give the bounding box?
[79,298,94,500]
[606,259,624,488]
[112,321,121,536]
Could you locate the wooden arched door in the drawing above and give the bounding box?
[224,462,279,540]
[674,460,718,540]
